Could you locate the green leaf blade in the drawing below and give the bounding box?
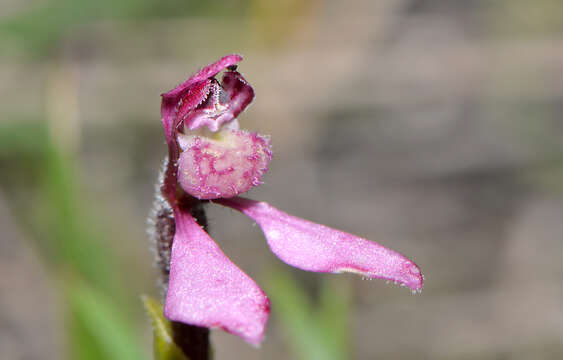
[142,295,189,360]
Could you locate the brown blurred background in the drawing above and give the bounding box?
[2,0,563,359]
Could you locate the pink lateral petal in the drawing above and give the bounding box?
[164,207,270,345]
[221,70,255,121]
[217,197,423,292]
[176,79,213,128]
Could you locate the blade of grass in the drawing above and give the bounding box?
[266,269,350,360]
[142,296,188,360]
[0,120,147,359]
[316,279,351,360]
[68,281,148,360]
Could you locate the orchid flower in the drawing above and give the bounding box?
[156,54,423,346]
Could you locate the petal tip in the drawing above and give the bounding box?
[163,287,270,346]
[406,264,424,293]
[397,259,424,292]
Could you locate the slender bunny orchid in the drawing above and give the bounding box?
[152,54,423,348]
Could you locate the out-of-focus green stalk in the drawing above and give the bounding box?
[142,296,188,360]
[266,269,351,360]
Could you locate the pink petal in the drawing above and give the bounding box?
[217,197,423,291]
[176,79,213,129]
[164,206,270,345]
[221,70,255,121]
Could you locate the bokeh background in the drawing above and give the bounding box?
[2,0,563,359]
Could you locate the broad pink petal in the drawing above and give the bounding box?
[164,207,270,345]
[217,197,423,291]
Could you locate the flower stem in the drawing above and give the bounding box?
[170,322,210,360]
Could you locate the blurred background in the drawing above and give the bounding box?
[2,0,563,359]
